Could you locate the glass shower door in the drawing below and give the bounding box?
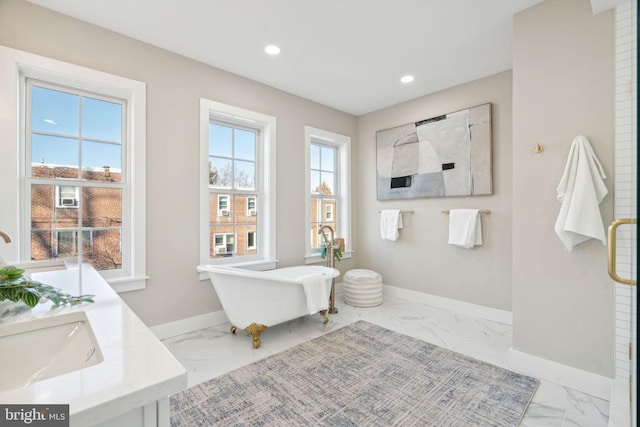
[608,218,637,426]
[611,3,637,424]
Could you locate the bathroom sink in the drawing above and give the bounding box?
[0,311,104,392]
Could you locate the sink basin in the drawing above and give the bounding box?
[0,311,104,392]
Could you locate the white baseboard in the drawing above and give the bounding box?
[508,347,612,400]
[151,310,228,340]
[608,377,630,426]
[382,284,513,325]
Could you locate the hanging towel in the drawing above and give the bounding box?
[380,209,403,241]
[554,135,608,252]
[448,209,483,248]
[300,274,330,315]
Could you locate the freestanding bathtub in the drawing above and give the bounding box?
[198,265,340,348]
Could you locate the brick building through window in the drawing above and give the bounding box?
[30,164,123,271]
[209,193,257,258]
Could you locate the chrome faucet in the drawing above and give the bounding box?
[0,231,11,243]
[318,225,338,314]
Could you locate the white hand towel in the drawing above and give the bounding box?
[380,209,404,241]
[448,209,483,248]
[554,135,608,252]
[300,274,329,315]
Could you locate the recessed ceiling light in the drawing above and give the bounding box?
[265,45,281,55]
[400,75,414,84]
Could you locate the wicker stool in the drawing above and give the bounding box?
[343,269,383,307]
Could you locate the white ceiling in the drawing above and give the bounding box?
[26,0,548,115]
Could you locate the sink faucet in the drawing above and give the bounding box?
[317,225,338,314]
[0,231,10,243]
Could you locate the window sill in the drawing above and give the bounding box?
[304,250,353,265]
[198,259,278,281]
[10,259,148,293]
[106,275,149,293]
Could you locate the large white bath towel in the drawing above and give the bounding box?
[448,209,483,248]
[300,274,329,315]
[554,135,608,252]
[380,209,403,241]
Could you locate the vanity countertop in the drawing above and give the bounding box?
[0,264,188,426]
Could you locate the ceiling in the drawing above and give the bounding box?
[25,0,551,115]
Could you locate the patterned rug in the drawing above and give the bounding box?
[170,321,539,426]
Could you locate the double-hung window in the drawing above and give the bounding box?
[310,142,338,246]
[208,121,257,258]
[0,47,146,292]
[304,126,352,262]
[200,99,276,271]
[26,80,125,272]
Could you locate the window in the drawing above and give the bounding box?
[56,230,92,256]
[200,99,276,271]
[0,47,147,292]
[310,143,337,247]
[208,122,256,259]
[56,186,79,208]
[247,197,257,216]
[304,127,351,263]
[326,204,334,221]
[247,231,257,250]
[218,195,230,216]
[213,233,235,255]
[26,80,126,273]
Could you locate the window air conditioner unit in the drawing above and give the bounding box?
[249,209,257,216]
[215,246,227,254]
[61,198,76,207]
[220,209,230,216]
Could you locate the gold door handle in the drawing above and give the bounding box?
[607,218,637,286]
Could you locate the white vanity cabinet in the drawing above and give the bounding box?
[0,265,187,427]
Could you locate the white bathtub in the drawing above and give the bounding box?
[199,265,340,348]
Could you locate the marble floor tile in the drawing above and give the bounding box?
[162,294,609,426]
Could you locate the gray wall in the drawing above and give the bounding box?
[356,71,514,311]
[0,0,358,326]
[512,0,614,376]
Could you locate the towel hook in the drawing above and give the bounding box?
[534,144,544,153]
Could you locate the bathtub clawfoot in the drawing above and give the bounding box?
[319,310,329,324]
[245,322,268,348]
[230,326,237,334]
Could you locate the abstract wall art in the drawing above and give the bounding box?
[376,103,492,200]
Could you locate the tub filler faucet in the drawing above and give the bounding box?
[318,225,338,314]
[0,231,11,267]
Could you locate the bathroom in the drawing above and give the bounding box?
[0,0,636,425]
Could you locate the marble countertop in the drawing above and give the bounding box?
[0,264,188,426]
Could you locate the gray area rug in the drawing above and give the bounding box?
[170,321,539,426]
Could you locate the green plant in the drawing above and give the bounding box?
[320,243,342,261]
[0,265,95,308]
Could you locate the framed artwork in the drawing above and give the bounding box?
[376,103,492,200]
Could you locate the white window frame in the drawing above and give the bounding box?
[0,46,147,292]
[304,126,352,264]
[213,233,235,255]
[326,203,334,221]
[55,185,80,208]
[247,196,257,216]
[199,99,276,277]
[218,195,230,216]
